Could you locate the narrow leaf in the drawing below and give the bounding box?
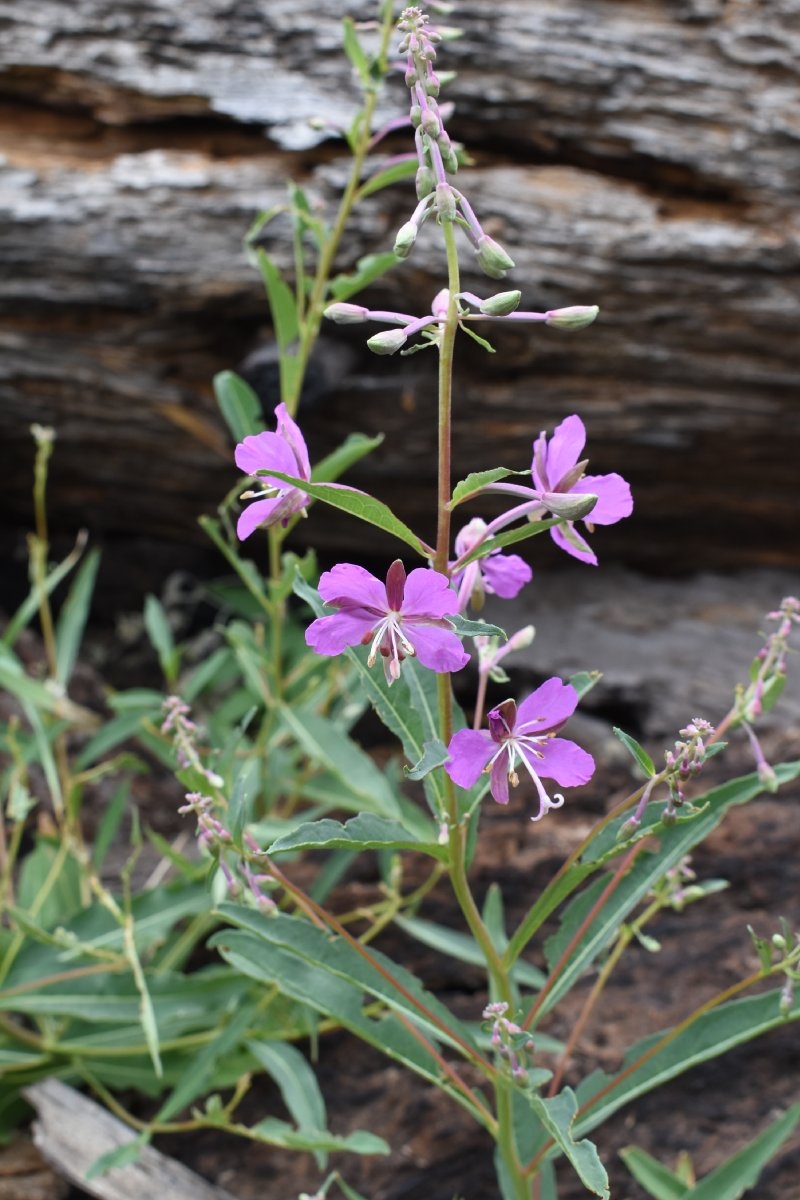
[449,467,526,509]
[620,1146,689,1199]
[255,249,300,350]
[357,159,418,200]
[613,726,657,777]
[266,814,445,860]
[529,1088,610,1198]
[214,370,265,442]
[55,547,100,685]
[688,1103,800,1200]
[311,432,385,483]
[329,251,400,302]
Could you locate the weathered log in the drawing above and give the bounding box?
[1,0,799,596]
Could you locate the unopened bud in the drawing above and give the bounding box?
[480,290,522,316]
[393,220,419,258]
[409,104,422,128]
[475,235,515,279]
[435,182,457,221]
[439,141,459,174]
[544,305,600,331]
[416,165,435,199]
[540,492,597,521]
[758,760,779,792]
[421,108,440,137]
[367,329,408,355]
[324,302,369,324]
[618,816,641,842]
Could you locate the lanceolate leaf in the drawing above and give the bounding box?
[687,1103,800,1200]
[528,1088,609,1199]
[455,518,559,569]
[311,433,385,483]
[619,1147,689,1199]
[449,468,528,509]
[613,726,656,777]
[264,472,430,556]
[266,814,446,861]
[329,251,400,302]
[575,987,800,1137]
[214,370,264,442]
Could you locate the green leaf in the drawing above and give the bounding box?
[264,473,429,555]
[449,614,506,640]
[255,249,300,350]
[687,1103,800,1200]
[395,915,545,989]
[328,251,401,302]
[542,762,800,1010]
[311,432,385,483]
[214,370,265,443]
[85,1135,150,1180]
[528,1088,609,1198]
[405,739,449,781]
[576,987,800,1138]
[342,17,371,87]
[613,726,656,777]
[55,547,100,685]
[267,813,445,860]
[449,467,527,508]
[143,594,179,685]
[247,1116,388,1156]
[570,670,602,700]
[3,533,88,649]
[246,1040,328,1165]
[620,1147,689,1199]
[357,159,419,200]
[277,706,401,819]
[455,518,560,568]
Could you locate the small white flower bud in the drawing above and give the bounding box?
[323,302,369,324]
[544,305,600,331]
[416,165,435,199]
[367,329,408,355]
[475,235,515,279]
[393,220,419,258]
[479,290,522,316]
[435,181,457,221]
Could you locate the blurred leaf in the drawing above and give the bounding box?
[311,433,385,484]
[143,595,179,686]
[55,547,100,685]
[255,249,300,350]
[246,1040,328,1165]
[613,726,656,777]
[395,915,545,989]
[329,251,401,302]
[214,371,265,443]
[405,739,449,781]
[687,1103,800,1200]
[619,1147,690,1199]
[357,159,418,200]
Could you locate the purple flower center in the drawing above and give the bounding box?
[485,699,565,818]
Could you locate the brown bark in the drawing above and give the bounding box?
[1,1,799,588]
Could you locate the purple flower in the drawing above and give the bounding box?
[451,517,532,611]
[445,678,594,818]
[234,404,311,540]
[532,415,632,566]
[305,559,470,685]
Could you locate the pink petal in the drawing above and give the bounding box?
[402,567,460,619]
[537,737,595,786]
[573,473,633,525]
[481,552,532,599]
[516,678,578,734]
[317,563,388,612]
[543,415,586,489]
[305,611,374,656]
[490,754,511,805]
[407,624,471,674]
[445,729,494,788]
[274,403,311,480]
[550,522,597,566]
[236,496,283,540]
[235,432,296,478]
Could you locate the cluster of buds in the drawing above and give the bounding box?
[178,795,277,912]
[394,7,515,277]
[482,1001,536,1083]
[619,717,715,839]
[324,288,599,358]
[161,695,223,789]
[733,596,800,790]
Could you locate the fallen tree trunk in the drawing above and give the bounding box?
[1,0,799,597]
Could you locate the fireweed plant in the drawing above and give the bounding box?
[2,5,800,1200]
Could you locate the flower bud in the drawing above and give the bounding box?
[479,290,522,316]
[439,141,459,174]
[393,220,419,258]
[421,108,440,138]
[323,302,369,324]
[475,235,515,279]
[544,305,600,331]
[416,165,435,199]
[410,104,422,128]
[367,329,408,355]
[435,181,457,221]
[541,492,598,521]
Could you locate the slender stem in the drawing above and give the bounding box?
[433,221,461,575]
[284,7,397,417]
[495,1077,531,1200]
[521,841,643,1032]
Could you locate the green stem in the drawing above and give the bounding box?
[496,1078,531,1200]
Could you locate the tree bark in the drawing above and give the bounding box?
[1,0,799,591]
